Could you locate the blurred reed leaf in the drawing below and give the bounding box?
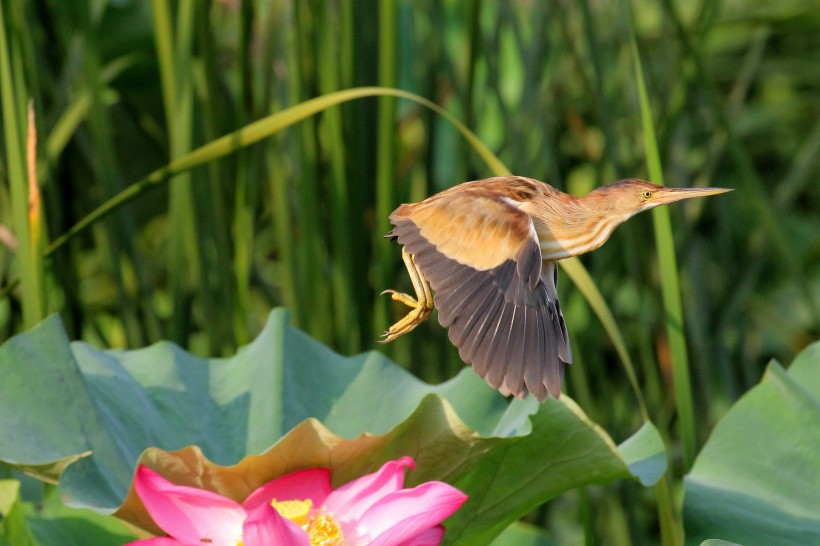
[153,0,199,345]
[0,3,45,329]
[45,86,506,256]
[628,23,696,472]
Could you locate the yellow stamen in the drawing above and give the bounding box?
[271,498,313,526]
[307,512,345,546]
[269,499,346,545]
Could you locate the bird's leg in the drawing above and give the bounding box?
[380,247,433,343]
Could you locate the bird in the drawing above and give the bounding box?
[382,176,731,401]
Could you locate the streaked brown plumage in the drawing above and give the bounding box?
[383,176,732,401]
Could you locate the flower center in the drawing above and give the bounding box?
[307,512,345,546]
[270,499,346,546]
[271,498,313,526]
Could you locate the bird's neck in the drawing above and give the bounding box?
[532,193,630,260]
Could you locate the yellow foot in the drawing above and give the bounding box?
[380,248,434,343]
[380,289,433,343]
[382,289,418,308]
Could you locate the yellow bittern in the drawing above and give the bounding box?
[382,176,731,401]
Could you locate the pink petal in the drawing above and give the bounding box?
[242,468,332,511]
[353,481,467,546]
[323,457,415,521]
[397,526,445,546]
[134,466,246,545]
[242,503,311,546]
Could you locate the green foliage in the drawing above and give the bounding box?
[0,312,663,545]
[0,480,37,546]
[684,342,820,546]
[490,522,558,546]
[0,0,818,544]
[1,480,134,546]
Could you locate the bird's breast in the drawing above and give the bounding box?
[535,214,623,260]
[538,240,576,261]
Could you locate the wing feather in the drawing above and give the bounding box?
[391,189,539,273]
[435,269,493,328]
[448,276,498,350]
[542,262,572,364]
[462,289,507,368]
[485,298,516,392]
[523,304,545,396]
[387,183,571,400]
[476,289,509,354]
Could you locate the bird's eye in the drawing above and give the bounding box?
[642,190,652,199]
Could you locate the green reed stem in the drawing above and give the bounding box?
[629,28,696,473]
[627,14,687,546]
[153,0,199,344]
[372,0,398,342]
[0,3,45,329]
[317,5,359,353]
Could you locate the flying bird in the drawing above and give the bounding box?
[382,176,731,401]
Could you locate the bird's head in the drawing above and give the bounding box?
[587,179,732,221]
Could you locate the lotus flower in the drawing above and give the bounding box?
[126,456,467,545]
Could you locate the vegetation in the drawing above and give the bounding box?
[1,0,817,544]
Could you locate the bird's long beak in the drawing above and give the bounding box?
[653,186,733,206]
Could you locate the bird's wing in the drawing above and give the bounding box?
[387,189,572,400]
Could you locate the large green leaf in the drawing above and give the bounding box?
[0,311,663,545]
[617,420,666,487]
[684,341,820,546]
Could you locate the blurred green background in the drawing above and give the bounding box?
[1,0,818,544]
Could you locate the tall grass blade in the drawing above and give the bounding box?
[629,27,696,472]
[25,103,45,324]
[82,20,155,346]
[317,4,359,352]
[153,0,199,345]
[372,0,397,343]
[0,3,44,329]
[45,88,504,255]
[192,8,240,353]
[624,6,690,545]
[289,1,332,342]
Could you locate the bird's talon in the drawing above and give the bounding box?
[382,288,419,308]
[381,249,434,343]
